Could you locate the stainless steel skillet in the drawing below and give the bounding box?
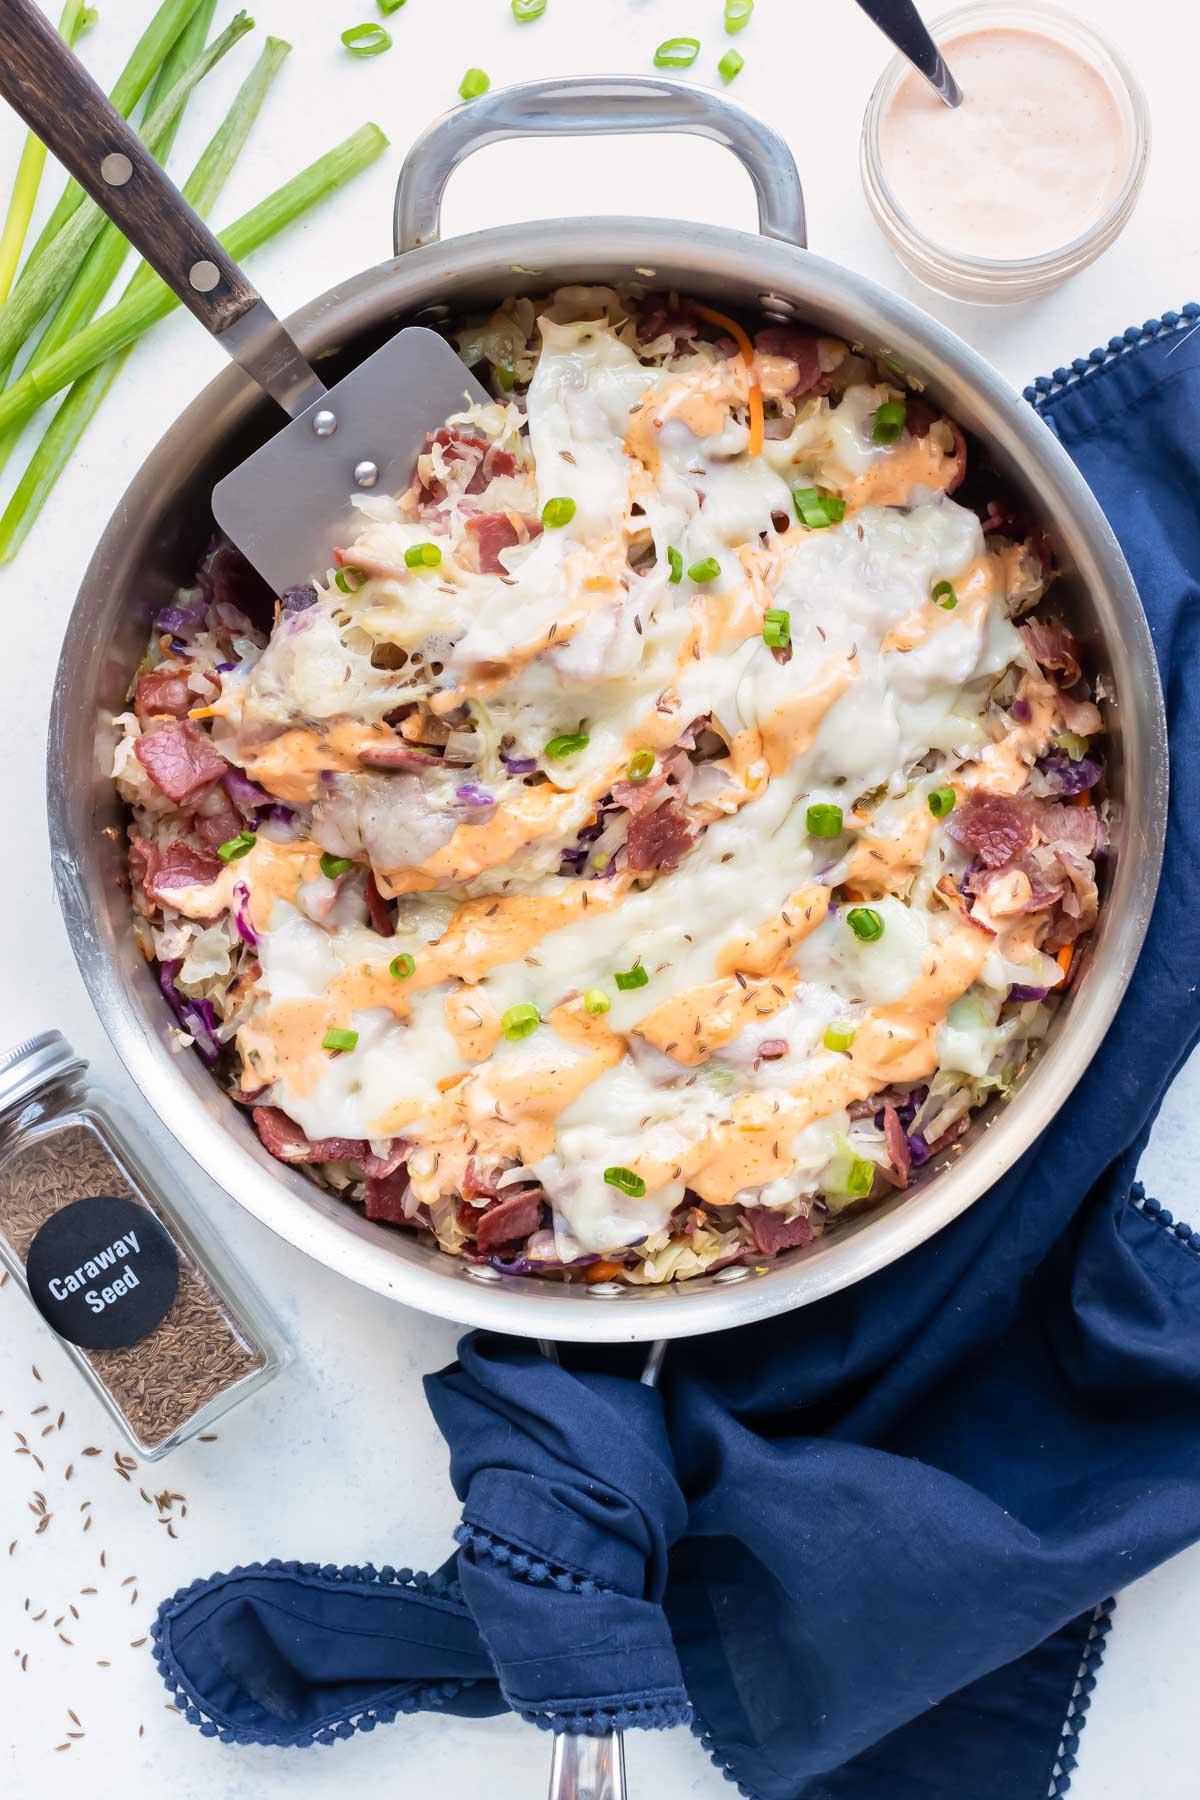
[45,74,1166,1350]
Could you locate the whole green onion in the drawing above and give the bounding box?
[932,580,957,610]
[927,786,956,819]
[823,1022,855,1053]
[320,852,353,879]
[541,495,576,528]
[405,542,442,567]
[390,952,416,979]
[847,907,884,943]
[0,34,291,562]
[584,988,611,1015]
[544,732,589,758]
[724,0,753,32]
[717,48,744,81]
[0,0,96,303]
[604,1166,647,1197]
[653,37,699,68]
[688,556,720,583]
[323,1027,359,1054]
[342,22,391,54]
[762,608,790,648]
[806,803,843,838]
[626,749,655,784]
[512,0,547,16]
[614,965,648,992]
[871,400,908,445]
[217,830,256,862]
[459,67,490,100]
[667,546,683,584]
[502,1002,540,1041]
[0,125,391,441]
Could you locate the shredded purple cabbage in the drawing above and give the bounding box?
[231,881,259,948]
[153,601,206,640]
[455,783,495,808]
[1011,696,1032,724]
[281,584,318,615]
[1008,984,1047,1003]
[158,959,222,1067]
[906,1132,930,1167]
[502,754,537,774]
[222,766,271,817]
[1037,752,1103,797]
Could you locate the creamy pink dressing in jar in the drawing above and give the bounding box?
[861,5,1149,303]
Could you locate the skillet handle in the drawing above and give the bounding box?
[393,75,806,255]
[0,0,325,420]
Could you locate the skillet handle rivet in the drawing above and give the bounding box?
[189,260,220,293]
[354,460,380,488]
[100,152,132,187]
[312,409,338,438]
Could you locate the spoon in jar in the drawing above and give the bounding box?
[853,0,964,106]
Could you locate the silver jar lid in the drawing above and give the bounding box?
[0,1030,86,1118]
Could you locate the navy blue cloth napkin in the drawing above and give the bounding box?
[154,310,1200,1799]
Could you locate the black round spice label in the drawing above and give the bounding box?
[26,1196,179,1351]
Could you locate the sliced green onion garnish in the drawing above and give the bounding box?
[688,556,721,583]
[459,66,490,100]
[724,0,753,31]
[322,1027,359,1053]
[512,0,547,15]
[627,749,656,783]
[405,541,442,568]
[501,1001,540,1041]
[793,486,833,529]
[604,1165,647,1196]
[614,964,649,991]
[763,607,790,648]
[807,803,843,838]
[584,988,611,1015]
[932,580,957,609]
[718,48,744,81]
[320,852,353,879]
[341,23,392,55]
[1056,730,1089,761]
[822,493,847,523]
[390,952,415,979]
[544,731,589,758]
[335,565,366,593]
[217,830,256,863]
[541,495,576,528]
[871,400,907,445]
[847,907,884,942]
[653,36,700,67]
[823,1022,856,1053]
[667,545,683,584]
[378,0,407,11]
[927,786,956,819]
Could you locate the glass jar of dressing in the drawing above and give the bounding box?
[860,3,1150,304]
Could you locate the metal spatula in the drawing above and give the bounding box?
[0,0,490,594]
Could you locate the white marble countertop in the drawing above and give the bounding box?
[1,0,1197,1792]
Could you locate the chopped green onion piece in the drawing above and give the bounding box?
[390,952,415,979]
[847,907,885,942]
[688,556,721,583]
[627,749,656,784]
[871,400,908,444]
[932,580,957,609]
[512,0,546,15]
[667,545,683,584]
[653,36,700,68]
[217,830,255,863]
[405,541,442,568]
[614,964,649,991]
[763,607,790,648]
[823,1022,856,1053]
[1056,730,1089,762]
[724,0,753,31]
[584,988,611,1015]
[604,1165,647,1196]
[342,22,392,55]
[793,486,834,529]
[544,731,589,758]
[320,852,353,879]
[927,785,956,819]
[459,67,490,100]
[378,0,407,10]
[822,493,847,522]
[335,565,366,593]
[322,1027,359,1053]
[718,48,744,81]
[541,495,577,528]
[502,1001,541,1041]
[806,803,843,838]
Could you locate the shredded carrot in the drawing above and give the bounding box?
[694,302,764,457]
[1055,943,1073,979]
[586,1260,625,1284]
[187,706,218,719]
